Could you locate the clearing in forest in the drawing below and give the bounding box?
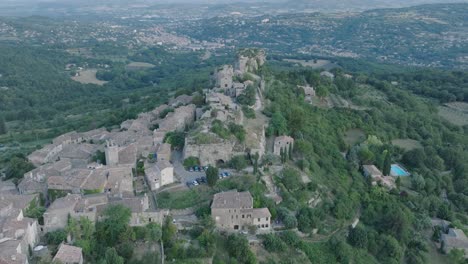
[71,69,107,86]
[344,128,366,146]
[391,139,422,151]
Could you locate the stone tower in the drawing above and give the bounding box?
[105,140,119,166]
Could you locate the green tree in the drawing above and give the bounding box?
[405,236,428,264]
[105,248,124,264]
[315,84,329,101]
[395,176,401,189]
[268,112,288,136]
[227,234,257,264]
[162,216,177,246]
[448,248,466,264]
[230,155,248,171]
[0,116,6,135]
[147,223,162,242]
[288,144,293,161]
[5,156,35,181]
[383,150,391,176]
[348,226,368,248]
[96,205,132,247]
[206,166,219,187]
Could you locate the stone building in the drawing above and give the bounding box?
[145,160,174,191]
[441,228,468,257]
[215,65,234,89]
[53,244,83,264]
[0,194,40,263]
[273,136,294,156]
[211,191,271,232]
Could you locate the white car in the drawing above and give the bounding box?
[192,180,199,186]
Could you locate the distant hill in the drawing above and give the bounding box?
[174,3,468,69]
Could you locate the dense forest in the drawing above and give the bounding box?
[0,44,230,167]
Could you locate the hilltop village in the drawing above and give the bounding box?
[1,48,467,264]
[0,49,280,263]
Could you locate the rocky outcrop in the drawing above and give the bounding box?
[236,49,266,74]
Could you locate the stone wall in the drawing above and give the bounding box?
[183,140,236,166]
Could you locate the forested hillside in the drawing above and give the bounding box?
[0,44,229,166]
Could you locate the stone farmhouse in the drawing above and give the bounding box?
[211,191,271,232]
[362,165,395,189]
[273,136,294,156]
[441,228,468,257]
[53,243,83,264]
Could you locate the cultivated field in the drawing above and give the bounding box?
[71,69,107,86]
[438,102,468,126]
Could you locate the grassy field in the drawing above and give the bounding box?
[156,186,212,209]
[344,128,366,146]
[438,102,468,126]
[71,69,107,86]
[391,139,423,151]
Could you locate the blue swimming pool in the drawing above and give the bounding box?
[391,164,410,177]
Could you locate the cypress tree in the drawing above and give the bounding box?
[288,144,293,161]
[383,151,391,176]
[0,116,6,135]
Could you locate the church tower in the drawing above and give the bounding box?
[105,140,119,166]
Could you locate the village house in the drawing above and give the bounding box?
[211,191,271,232]
[43,194,81,232]
[155,143,172,162]
[96,195,168,226]
[53,244,83,264]
[441,228,468,258]
[27,143,63,166]
[104,141,137,168]
[144,160,174,191]
[0,194,40,263]
[273,136,294,156]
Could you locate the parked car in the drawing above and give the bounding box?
[189,167,194,172]
[186,181,193,188]
[200,177,207,183]
[192,180,199,186]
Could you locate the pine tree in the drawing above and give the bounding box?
[0,116,6,135]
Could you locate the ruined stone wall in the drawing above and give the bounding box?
[183,140,236,166]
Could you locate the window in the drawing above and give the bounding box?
[266,217,269,221]
[242,214,245,218]
[258,218,260,222]
[266,224,269,228]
